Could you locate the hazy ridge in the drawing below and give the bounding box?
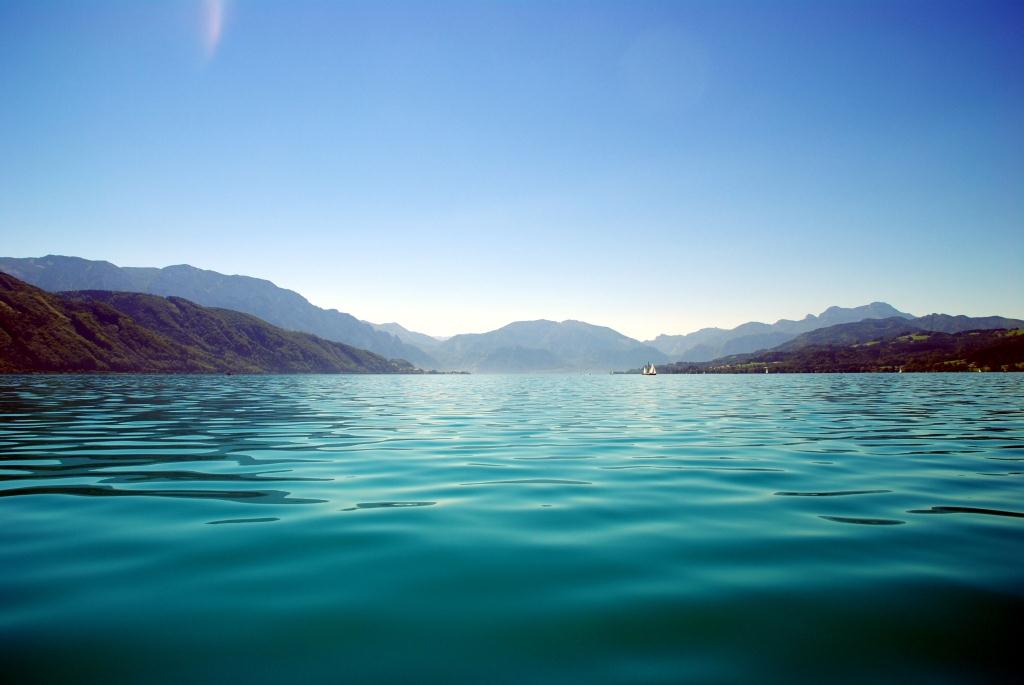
[3,254,1021,373]
[646,302,916,361]
[0,273,415,374]
[0,255,437,368]
[644,316,1024,373]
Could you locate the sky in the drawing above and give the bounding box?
[1,0,1022,340]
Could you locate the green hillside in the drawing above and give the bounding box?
[0,272,417,374]
[641,321,1024,374]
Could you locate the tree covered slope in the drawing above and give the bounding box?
[0,272,416,374]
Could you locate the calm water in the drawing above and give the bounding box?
[1,374,1022,684]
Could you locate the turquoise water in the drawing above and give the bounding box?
[1,373,1022,684]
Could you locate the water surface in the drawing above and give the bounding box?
[1,374,1021,683]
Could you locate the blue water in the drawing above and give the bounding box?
[1,374,1022,683]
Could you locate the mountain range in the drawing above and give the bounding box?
[366,321,446,352]
[429,319,668,373]
[2,254,1021,373]
[774,314,1024,351]
[647,316,1024,374]
[0,255,437,368]
[645,302,915,361]
[0,273,415,374]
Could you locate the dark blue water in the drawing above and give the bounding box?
[1,374,1021,683]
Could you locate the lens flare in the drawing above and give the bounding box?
[202,0,226,59]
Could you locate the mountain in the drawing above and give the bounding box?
[773,317,924,351]
[0,272,416,374]
[366,321,444,351]
[432,319,668,372]
[912,313,1024,334]
[647,302,915,361]
[0,255,667,372]
[775,314,1024,351]
[646,317,1024,373]
[0,255,437,368]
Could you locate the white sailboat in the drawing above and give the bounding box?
[642,363,657,376]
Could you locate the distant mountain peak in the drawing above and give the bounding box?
[433,317,667,372]
[648,302,915,362]
[817,301,909,320]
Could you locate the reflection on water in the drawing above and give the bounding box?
[0,373,1022,684]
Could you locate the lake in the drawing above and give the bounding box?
[1,373,1021,683]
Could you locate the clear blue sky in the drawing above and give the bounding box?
[2,0,1021,339]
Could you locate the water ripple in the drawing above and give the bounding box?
[820,515,907,526]
[461,478,593,486]
[342,501,437,510]
[1,373,1022,683]
[775,489,892,497]
[908,505,1024,518]
[206,517,280,525]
